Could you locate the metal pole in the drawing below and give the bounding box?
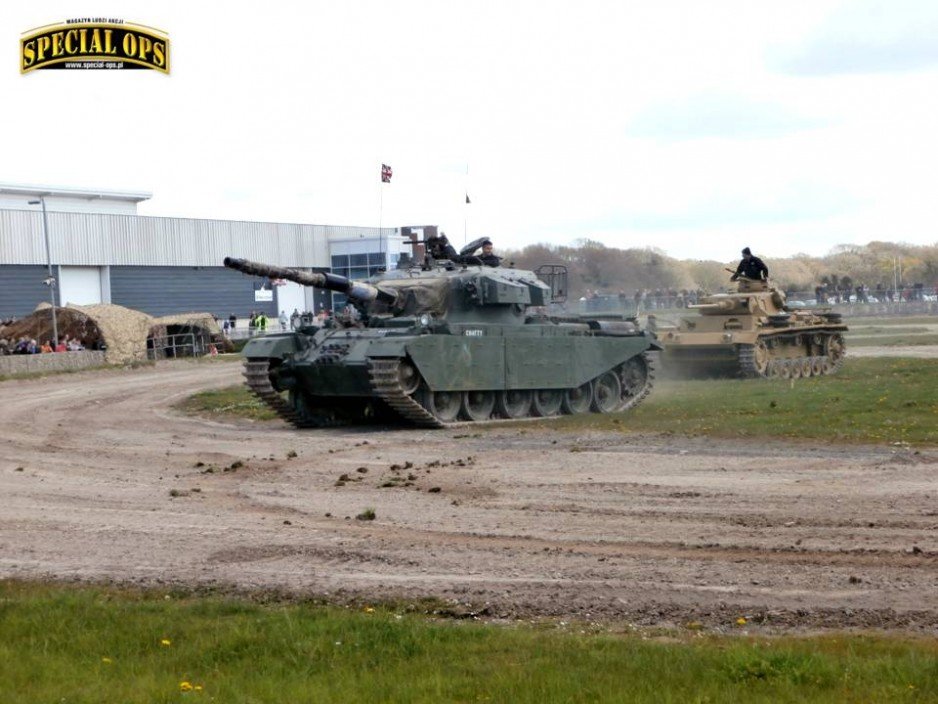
[29,196,60,345]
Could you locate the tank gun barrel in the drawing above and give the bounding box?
[687,300,735,311]
[223,257,396,304]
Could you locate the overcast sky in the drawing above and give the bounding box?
[4,0,938,260]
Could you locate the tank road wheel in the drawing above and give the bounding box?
[532,389,564,417]
[590,371,622,413]
[460,390,496,421]
[811,356,824,376]
[619,355,653,411]
[767,359,782,378]
[779,360,793,379]
[397,360,421,396]
[800,357,813,377]
[825,334,846,373]
[789,360,803,379]
[496,390,533,419]
[820,356,834,375]
[739,340,771,378]
[420,389,462,423]
[562,382,593,415]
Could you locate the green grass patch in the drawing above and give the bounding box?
[175,384,278,421]
[1,581,936,703]
[540,358,938,446]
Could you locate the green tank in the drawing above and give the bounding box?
[223,247,659,428]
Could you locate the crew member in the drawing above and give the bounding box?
[427,233,459,260]
[479,239,501,267]
[731,247,768,281]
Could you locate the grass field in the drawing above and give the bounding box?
[176,383,278,421]
[1,581,936,704]
[844,316,938,347]
[182,358,938,446]
[548,358,938,445]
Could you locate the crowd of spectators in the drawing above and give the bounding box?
[808,282,935,305]
[220,308,343,337]
[1,333,87,355]
[580,282,936,312]
[580,288,705,311]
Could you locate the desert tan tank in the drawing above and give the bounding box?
[656,276,848,378]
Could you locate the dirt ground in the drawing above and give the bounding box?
[1,357,936,634]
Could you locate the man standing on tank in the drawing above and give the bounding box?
[731,247,769,281]
[479,239,501,267]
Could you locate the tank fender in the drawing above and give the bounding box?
[240,333,300,360]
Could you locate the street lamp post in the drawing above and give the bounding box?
[28,196,59,346]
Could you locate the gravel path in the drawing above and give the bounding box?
[848,345,938,358]
[1,360,936,633]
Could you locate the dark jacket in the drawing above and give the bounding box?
[479,253,502,267]
[733,255,769,280]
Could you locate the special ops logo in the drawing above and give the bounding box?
[21,19,170,73]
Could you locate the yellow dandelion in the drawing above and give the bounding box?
[365,607,375,613]
[160,638,172,647]
[195,685,204,691]
[180,681,193,692]
[101,657,113,664]
[736,617,747,625]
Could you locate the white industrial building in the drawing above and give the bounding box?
[0,184,422,319]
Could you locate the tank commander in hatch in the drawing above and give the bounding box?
[427,233,459,261]
[478,239,502,267]
[731,247,769,281]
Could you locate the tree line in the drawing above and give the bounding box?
[501,240,938,298]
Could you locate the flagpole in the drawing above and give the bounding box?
[463,163,469,247]
[379,179,384,265]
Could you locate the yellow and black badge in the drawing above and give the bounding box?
[21,19,170,73]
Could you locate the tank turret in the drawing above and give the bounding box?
[224,254,659,428]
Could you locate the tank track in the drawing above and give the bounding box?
[243,359,338,428]
[246,355,658,430]
[738,331,846,379]
[367,358,445,429]
[619,351,655,412]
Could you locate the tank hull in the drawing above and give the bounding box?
[659,325,848,378]
[242,324,657,427]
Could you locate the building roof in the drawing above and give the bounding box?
[0,183,152,203]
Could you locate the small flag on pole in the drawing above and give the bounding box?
[465,194,471,204]
[381,164,393,183]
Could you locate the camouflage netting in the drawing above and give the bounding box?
[148,312,233,359]
[367,277,451,317]
[0,304,228,364]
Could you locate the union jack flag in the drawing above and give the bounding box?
[381,163,392,183]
